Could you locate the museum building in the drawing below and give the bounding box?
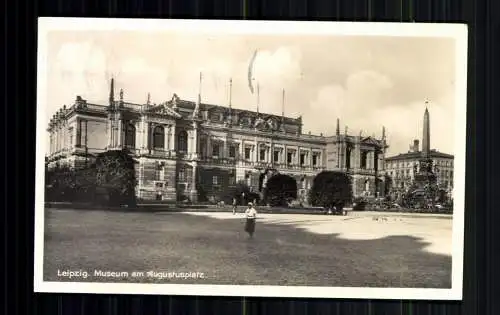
[46,79,389,202]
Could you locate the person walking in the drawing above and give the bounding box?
[232,197,237,215]
[244,202,258,238]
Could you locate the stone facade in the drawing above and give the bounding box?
[46,80,388,202]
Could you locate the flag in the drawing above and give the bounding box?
[248,50,258,94]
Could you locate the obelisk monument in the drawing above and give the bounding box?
[405,101,438,208]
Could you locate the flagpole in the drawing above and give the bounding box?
[256,82,260,113]
[229,78,233,109]
[282,88,285,117]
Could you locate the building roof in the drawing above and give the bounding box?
[386,150,454,161]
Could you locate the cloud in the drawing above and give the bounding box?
[306,69,454,155]
[45,32,457,157]
[113,58,170,104]
[252,47,302,88]
[51,41,108,107]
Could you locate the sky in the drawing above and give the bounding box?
[43,30,457,156]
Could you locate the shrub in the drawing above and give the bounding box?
[263,174,298,207]
[352,197,368,210]
[94,149,138,207]
[45,165,97,202]
[309,171,352,211]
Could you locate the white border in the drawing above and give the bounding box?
[34,18,468,300]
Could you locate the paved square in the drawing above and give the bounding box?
[43,208,452,288]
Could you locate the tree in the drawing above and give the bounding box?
[263,174,298,207]
[94,149,138,207]
[308,171,352,212]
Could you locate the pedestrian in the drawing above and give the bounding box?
[244,202,257,238]
[232,197,237,214]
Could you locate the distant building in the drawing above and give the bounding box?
[46,79,388,202]
[385,120,454,202]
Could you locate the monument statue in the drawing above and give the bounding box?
[403,105,438,209]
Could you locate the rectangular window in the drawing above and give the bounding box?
[300,153,305,166]
[178,169,185,182]
[312,154,318,166]
[287,152,293,164]
[273,151,280,163]
[229,145,236,158]
[155,164,162,181]
[212,144,220,157]
[229,175,235,186]
[213,175,219,185]
[260,149,266,161]
[244,147,251,160]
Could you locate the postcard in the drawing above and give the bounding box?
[35,18,467,300]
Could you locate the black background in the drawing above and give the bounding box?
[4,0,499,314]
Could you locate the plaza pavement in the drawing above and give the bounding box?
[185,210,453,256]
[43,207,452,288]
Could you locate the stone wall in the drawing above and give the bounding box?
[138,158,177,201]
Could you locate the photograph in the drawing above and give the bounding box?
[34,18,468,300]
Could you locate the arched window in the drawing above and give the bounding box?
[153,126,165,149]
[124,123,136,149]
[177,130,188,153]
[360,151,367,169]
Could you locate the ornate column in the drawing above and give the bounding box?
[309,148,313,166]
[165,125,171,151]
[192,121,199,159]
[206,135,211,157]
[163,125,168,151]
[141,117,147,152]
[149,123,155,152]
[240,140,245,160]
[223,138,228,159]
[117,116,123,149]
[189,161,198,203]
[169,125,176,154]
[254,140,258,162]
[354,141,360,170]
[106,117,112,148]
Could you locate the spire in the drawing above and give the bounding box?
[280,89,285,132]
[198,72,203,99]
[422,100,431,158]
[193,73,202,119]
[382,126,386,139]
[344,125,348,135]
[109,77,115,106]
[119,88,124,102]
[336,118,340,135]
[147,92,151,105]
[227,78,233,126]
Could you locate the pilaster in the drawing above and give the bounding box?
[189,162,198,202]
[170,125,176,152]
